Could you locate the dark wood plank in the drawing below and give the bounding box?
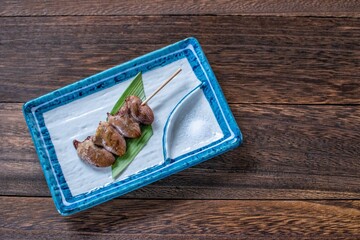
[1,103,360,198]
[1,0,359,17]
[1,16,359,103]
[0,197,359,239]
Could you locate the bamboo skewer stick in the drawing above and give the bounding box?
[141,68,182,106]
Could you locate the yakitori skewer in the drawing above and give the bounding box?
[141,68,182,106]
[74,68,182,167]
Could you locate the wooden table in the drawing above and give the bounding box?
[1,1,359,239]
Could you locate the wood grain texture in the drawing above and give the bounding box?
[1,0,359,17]
[0,197,359,239]
[2,103,359,198]
[1,1,359,238]
[1,16,359,103]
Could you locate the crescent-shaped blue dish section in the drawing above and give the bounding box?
[23,37,243,215]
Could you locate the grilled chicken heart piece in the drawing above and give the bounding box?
[125,95,154,125]
[73,137,115,167]
[93,121,126,157]
[108,111,141,139]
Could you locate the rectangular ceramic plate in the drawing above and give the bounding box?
[23,37,243,215]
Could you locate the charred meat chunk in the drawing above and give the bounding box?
[108,111,141,139]
[93,121,126,157]
[73,137,115,167]
[125,95,154,125]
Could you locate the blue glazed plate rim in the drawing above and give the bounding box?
[23,37,243,215]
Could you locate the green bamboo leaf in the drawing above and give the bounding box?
[110,72,145,114]
[112,125,152,179]
[110,72,153,179]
